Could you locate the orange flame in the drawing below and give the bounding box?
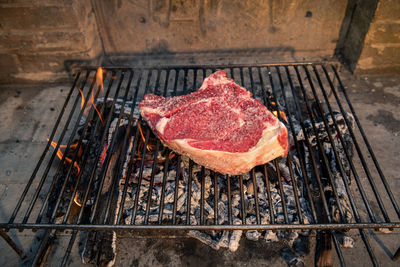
[272,110,288,123]
[48,139,80,174]
[96,67,104,91]
[73,193,82,207]
[137,123,152,151]
[79,88,103,124]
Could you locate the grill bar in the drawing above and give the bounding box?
[2,62,399,266]
[332,67,400,219]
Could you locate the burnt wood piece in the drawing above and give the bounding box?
[81,126,126,266]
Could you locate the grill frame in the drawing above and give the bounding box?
[1,62,399,266]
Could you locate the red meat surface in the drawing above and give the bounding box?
[139,70,288,174]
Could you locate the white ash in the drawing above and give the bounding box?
[96,97,141,119]
[96,98,356,258]
[120,144,314,252]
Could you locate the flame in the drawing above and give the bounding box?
[137,123,152,151]
[79,88,103,124]
[99,143,108,168]
[73,193,82,207]
[78,88,84,110]
[48,139,80,174]
[96,67,104,91]
[48,139,78,150]
[272,110,288,123]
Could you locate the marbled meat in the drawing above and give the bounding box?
[139,70,288,175]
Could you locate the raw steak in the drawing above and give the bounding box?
[139,70,288,175]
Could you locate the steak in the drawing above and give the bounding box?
[139,70,288,175]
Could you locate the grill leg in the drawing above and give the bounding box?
[0,229,26,259]
[393,246,400,261]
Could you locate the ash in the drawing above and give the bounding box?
[114,109,355,255]
[90,96,356,266]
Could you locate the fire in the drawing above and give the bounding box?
[47,139,80,174]
[73,193,82,207]
[76,67,105,123]
[270,101,288,123]
[272,110,288,123]
[78,88,104,124]
[99,143,108,168]
[137,123,152,151]
[96,67,104,91]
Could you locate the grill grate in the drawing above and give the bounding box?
[1,62,399,266]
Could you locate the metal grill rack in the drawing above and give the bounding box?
[1,62,399,266]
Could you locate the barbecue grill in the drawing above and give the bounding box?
[1,62,399,266]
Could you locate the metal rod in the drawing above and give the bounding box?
[172,156,181,225]
[262,165,275,224]
[60,230,77,267]
[63,70,117,224]
[239,175,246,224]
[251,169,261,224]
[76,70,126,225]
[227,175,233,225]
[266,66,290,224]
[158,149,171,224]
[80,61,339,71]
[186,160,193,225]
[116,72,145,224]
[90,70,132,223]
[22,72,91,224]
[0,229,25,258]
[302,66,347,220]
[2,222,399,231]
[213,172,219,225]
[200,167,206,225]
[297,66,347,222]
[319,65,376,222]
[275,66,304,224]
[308,65,378,264]
[8,72,81,224]
[332,65,399,220]
[47,69,111,224]
[117,127,140,225]
[131,129,151,225]
[145,141,161,224]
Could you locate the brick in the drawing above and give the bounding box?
[0,53,19,73]
[373,0,400,21]
[359,46,400,67]
[0,0,69,7]
[0,6,80,30]
[365,23,400,44]
[0,30,91,53]
[16,51,94,73]
[355,64,400,75]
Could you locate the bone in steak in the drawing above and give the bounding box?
[139,70,288,175]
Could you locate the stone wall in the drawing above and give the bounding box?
[355,0,400,74]
[0,0,102,83]
[0,0,399,84]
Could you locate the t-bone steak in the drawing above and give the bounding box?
[139,70,288,175]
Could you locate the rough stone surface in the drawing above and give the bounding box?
[355,0,400,74]
[0,0,102,84]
